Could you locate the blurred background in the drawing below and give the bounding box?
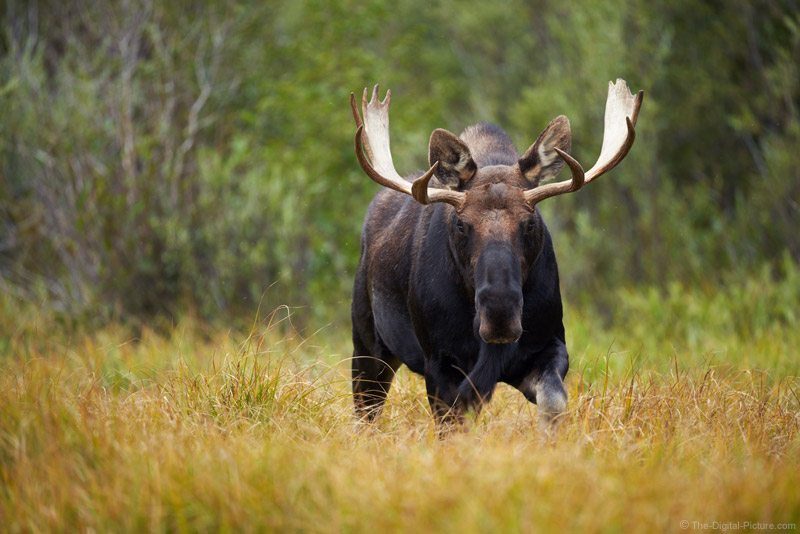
[1,0,798,336]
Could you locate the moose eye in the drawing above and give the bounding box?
[526,219,536,232]
[456,219,465,233]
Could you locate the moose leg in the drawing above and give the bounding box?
[424,352,467,428]
[352,334,401,423]
[515,339,569,428]
[455,342,514,412]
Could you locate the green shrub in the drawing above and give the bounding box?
[1,0,798,326]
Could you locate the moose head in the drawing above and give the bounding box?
[351,81,642,346]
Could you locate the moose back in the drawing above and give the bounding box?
[350,80,643,428]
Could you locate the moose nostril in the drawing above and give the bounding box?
[479,321,522,344]
[477,306,523,344]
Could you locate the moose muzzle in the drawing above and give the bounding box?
[474,243,524,344]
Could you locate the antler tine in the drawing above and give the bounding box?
[585,80,643,183]
[524,79,643,206]
[350,91,362,128]
[352,85,466,208]
[523,147,586,206]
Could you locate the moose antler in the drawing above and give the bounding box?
[352,85,466,208]
[524,79,643,206]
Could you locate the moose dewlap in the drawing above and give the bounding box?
[350,80,643,428]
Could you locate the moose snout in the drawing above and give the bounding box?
[475,288,523,344]
[473,243,524,344]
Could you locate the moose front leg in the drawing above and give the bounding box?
[423,351,467,428]
[514,338,569,428]
[423,343,516,433]
[454,342,514,412]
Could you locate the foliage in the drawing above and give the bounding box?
[1,0,799,325]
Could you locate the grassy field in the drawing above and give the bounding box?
[1,283,799,533]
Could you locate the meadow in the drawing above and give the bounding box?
[3,1,800,532]
[2,275,799,533]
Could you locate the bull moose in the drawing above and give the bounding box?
[350,80,643,428]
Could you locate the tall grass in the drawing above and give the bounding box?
[1,285,799,533]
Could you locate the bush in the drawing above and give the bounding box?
[1,0,798,325]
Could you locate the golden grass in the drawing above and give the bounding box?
[1,306,799,533]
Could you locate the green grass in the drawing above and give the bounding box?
[1,283,799,533]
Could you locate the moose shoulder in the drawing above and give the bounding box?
[350,80,643,428]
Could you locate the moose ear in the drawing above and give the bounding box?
[518,115,572,187]
[428,128,477,189]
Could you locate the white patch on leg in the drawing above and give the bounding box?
[535,377,567,428]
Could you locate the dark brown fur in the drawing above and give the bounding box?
[352,117,572,428]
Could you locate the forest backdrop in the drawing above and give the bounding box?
[1,0,799,330]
